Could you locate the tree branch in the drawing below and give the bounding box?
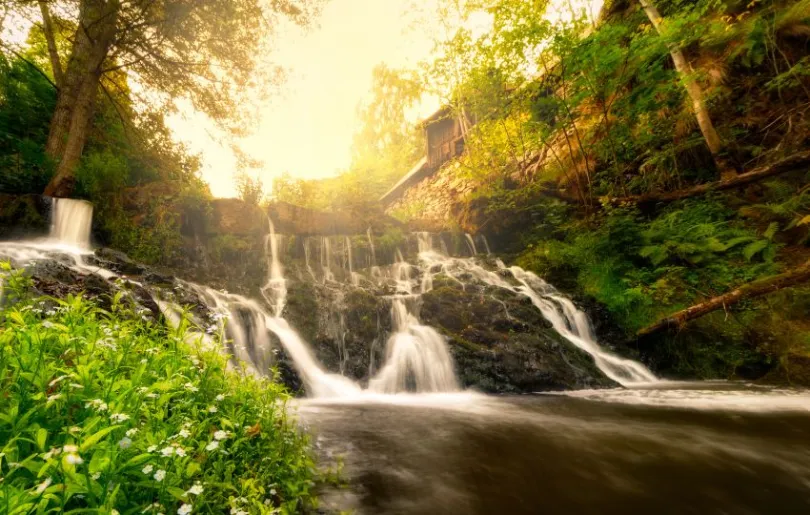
[638,259,810,337]
[604,150,810,207]
[0,41,58,90]
[38,0,65,88]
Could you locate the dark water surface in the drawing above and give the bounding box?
[297,385,810,514]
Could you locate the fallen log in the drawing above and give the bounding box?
[603,150,810,207]
[637,259,810,337]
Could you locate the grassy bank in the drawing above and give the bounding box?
[0,264,316,514]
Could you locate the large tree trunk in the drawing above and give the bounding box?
[638,0,735,178]
[43,0,119,198]
[638,259,810,337]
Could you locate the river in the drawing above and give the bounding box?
[299,383,810,514]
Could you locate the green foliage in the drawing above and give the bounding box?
[272,65,424,210]
[0,55,56,193]
[235,173,266,206]
[0,272,315,514]
[517,199,781,333]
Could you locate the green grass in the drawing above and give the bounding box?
[0,264,316,514]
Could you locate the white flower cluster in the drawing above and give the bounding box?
[85,399,108,412]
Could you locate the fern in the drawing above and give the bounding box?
[743,239,770,261]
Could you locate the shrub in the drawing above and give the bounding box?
[0,265,315,514]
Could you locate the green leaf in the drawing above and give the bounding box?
[186,461,201,478]
[89,449,112,475]
[167,486,187,500]
[124,453,152,468]
[36,428,47,451]
[764,222,779,241]
[743,240,769,262]
[80,425,120,453]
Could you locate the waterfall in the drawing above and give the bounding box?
[367,228,377,267]
[416,252,657,386]
[321,237,335,282]
[368,297,459,393]
[464,233,478,256]
[346,236,360,286]
[51,198,93,248]
[480,234,492,256]
[3,202,656,395]
[303,239,317,281]
[261,218,287,317]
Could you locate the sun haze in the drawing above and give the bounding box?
[167,0,442,199]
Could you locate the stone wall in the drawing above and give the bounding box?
[385,162,480,232]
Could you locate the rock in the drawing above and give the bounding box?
[267,201,402,236]
[92,248,147,275]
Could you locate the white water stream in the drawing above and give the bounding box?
[1,199,656,398]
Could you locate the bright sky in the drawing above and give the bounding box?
[167,0,444,199]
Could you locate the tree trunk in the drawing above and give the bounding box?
[637,259,810,337]
[603,150,810,207]
[43,0,119,197]
[44,72,100,197]
[38,1,64,88]
[638,0,735,178]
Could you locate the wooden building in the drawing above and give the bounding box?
[380,106,476,205]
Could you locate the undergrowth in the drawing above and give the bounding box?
[0,264,315,514]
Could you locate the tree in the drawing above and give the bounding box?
[637,0,735,179]
[25,0,317,197]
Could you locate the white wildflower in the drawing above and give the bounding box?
[118,437,132,449]
[146,393,159,399]
[42,321,55,329]
[43,447,61,460]
[142,464,154,475]
[186,482,203,496]
[153,469,166,482]
[65,453,83,465]
[177,503,192,515]
[215,394,225,401]
[126,428,138,437]
[270,488,276,495]
[69,383,84,389]
[62,445,78,453]
[177,429,190,439]
[137,386,149,393]
[175,447,187,457]
[35,477,52,494]
[86,399,108,411]
[184,383,198,392]
[147,445,157,453]
[205,441,219,451]
[207,406,217,413]
[48,375,69,387]
[160,446,174,457]
[110,413,130,423]
[213,430,229,441]
[46,394,62,404]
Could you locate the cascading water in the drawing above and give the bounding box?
[261,218,287,317]
[51,198,93,248]
[415,251,657,386]
[1,198,655,394]
[321,237,335,282]
[464,233,478,256]
[480,234,492,256]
